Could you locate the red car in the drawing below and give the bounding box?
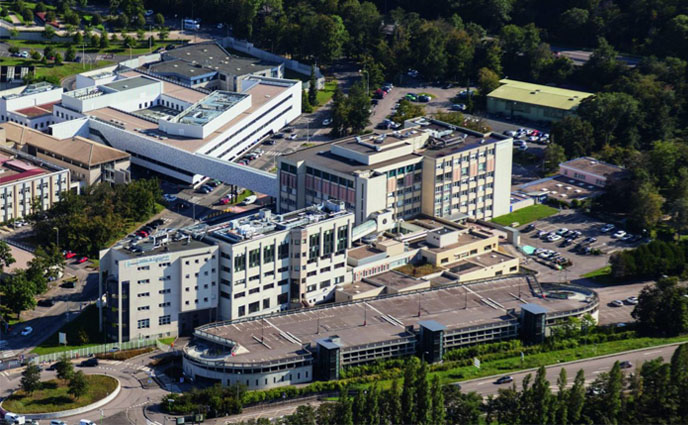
[136,230,150,237]
[76,256,88,264]
[64,251,76,259]
[218,196,231,205]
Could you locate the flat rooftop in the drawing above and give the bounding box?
[447,251,516,276]
[488,79,594,111]
[209,204,352,245]
[175,91,248,126]
[347,245,385,261]
[14,101,58,118]
[160,42,277,77]
[115,232,215,258]
[364,270,427,290]
[88,78,291,153]
[0,149,59,185]
[1,82,58,100]
[118,69,208,103]
[518,175,600,202]
[103,76,158,92]
[560,157,627,179]
[195,276,593,363]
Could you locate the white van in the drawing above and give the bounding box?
[4,413,25,424]
[79,420,95,425]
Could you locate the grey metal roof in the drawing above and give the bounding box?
[520,303,549,315]
[418,320,447,332]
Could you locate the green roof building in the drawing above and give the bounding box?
[486,79,594,123]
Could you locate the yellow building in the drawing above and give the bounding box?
[487,79,594,123]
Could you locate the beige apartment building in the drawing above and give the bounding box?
[0,122,131,187]
[0,146,70,222]
[99,202,355,342]
[99,236,220,343]
[277,118,513,225]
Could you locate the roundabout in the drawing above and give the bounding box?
[1,375,120,419]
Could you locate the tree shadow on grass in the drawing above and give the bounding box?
[32,395,74,406]
[40,381,59,390]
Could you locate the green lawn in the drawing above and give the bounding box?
[353,335,688,391]
[158,337,176,345]
[232,190,254,205]
[31,304,104,355]
[35,60,113,82]
[581,265,619,284]
[395,262,443,277]
[492,204,558,227]
[315,80,337,107]
[3,375,117,414]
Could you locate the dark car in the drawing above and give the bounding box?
[38,298,55,307]
[272,133,284,139]
[80,358,98,367]
[418,95,431,102]
[47,362,59,371]
[495,376,513,384]
[620,361,633,369]
[524,224,536,232]
[264,139,276,145]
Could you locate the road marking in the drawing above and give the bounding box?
[642,350,662,356]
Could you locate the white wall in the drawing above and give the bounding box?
[49,117,90,139]
[492,139,514,218]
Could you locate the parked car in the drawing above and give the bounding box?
[536,230,549,238]
[374,88,386,99]
[322,118,333,126]
[524,224,536,232]
[288,134,298,140]
[625,296,639,305]
[79,358,98,367]
[621,233,634,241]
[451,103,467,111]
[620,361,633,369]
[417,94,431,102]
[264,139,276,145]
[272,133,284,139]
[405,93,417,101]
[612,230,627,238]
[63,251,77,259]
[163,194,177,202]
[38,299,55,307]
[76,256,88,264]
[547,234,562,242]
[583,237,597,244]
[600,223,615,232]
[556,228,569,235]
[610,299,624,307]
[21,326,33,336]
[144,9,154,16]
[495,376,513,384]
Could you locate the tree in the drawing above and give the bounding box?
[352,389,366,425]
[30,50,41,61]
[308,66,318,107]
[100,33,110,49]
[629,182,664,231]
[632,277,688,337]
[283,405,316,425]
[430,375,445,425]
[73,31,83,45]
[415,361,431,425]
[555,368,569,425]
[335,387,353,425]
[444,386,482,424]
[42,24,56,40]
[21,8,32,23]
[20,364,41,394]
[55,355,74,381]
[68,370,88,399]
[43,46,55,60]
[154,12,164,27]
[568,370,585,424]
[345,81,370,133]
[136,29,145,43]
[330,86,349,137]
[551,116,595,158]
[92,13,102,26]
[401,359,418,425]
[301,90,312,113]
[158,26,169,41]
[65,45,76,62]
[35,2,46,13]
[0,240,15,272]
[54,52,62,65]
[136,13,145,28]
[123,35,136,49]
[2,270,36,318]
[531,366,553,424]
[543,143,566,174]
[385,379,403,425]
[477,67,500,97]
[670,344,688,421]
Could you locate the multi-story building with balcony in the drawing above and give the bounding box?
[277,117,513,225]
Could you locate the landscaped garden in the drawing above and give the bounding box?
[2,374,117,414]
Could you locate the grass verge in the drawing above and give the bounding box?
[492,204,558,227]
[31,304,104,355]
[2,374,117,414]
[581,265,618,284]
[315,80,337,106]
[395,262,442,277]
[158,337,176,345]
[352,335,688,391]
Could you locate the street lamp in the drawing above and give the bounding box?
[359,69,369,95]
[53,226,59,249]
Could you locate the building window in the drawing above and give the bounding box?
[248,301,260,314]
[249,248,260,268]
[263,245,275,263]
[234,253,246,272]
[263,298,270,309]
[138,292,150,297]
[277,292,288,304]
[158,315,171,325]
[238,305,245,317]
[278,242,289,259]
[323,229,334,256]
[234,291,245,299]
[137,306,150,311]
[137,319,150,329]
[249,287,260,294]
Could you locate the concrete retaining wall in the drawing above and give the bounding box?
[1,376,121,420]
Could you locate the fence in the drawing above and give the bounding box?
[221,36,325,89]
[30,338,158,364]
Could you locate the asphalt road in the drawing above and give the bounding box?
[459,342,681,397]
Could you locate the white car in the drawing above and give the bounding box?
[144,9,154,16]
[600,223,615,232]
[625,296,639,305]
[288,134,298,140]
[21,326,33,336]
[547,234,562,242]
[163,194,177,202]
[610,299,624,307]
[556,228,569,235]
[322,118,332,126]
[20,50,29,58]
[217,23,224,29]
[612,230,627,238]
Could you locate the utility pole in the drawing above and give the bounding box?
[363,303,367,326]
[417,293,421,317]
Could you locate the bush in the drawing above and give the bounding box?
[96,347,154,360]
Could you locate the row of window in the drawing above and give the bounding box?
[137,315,171,329]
